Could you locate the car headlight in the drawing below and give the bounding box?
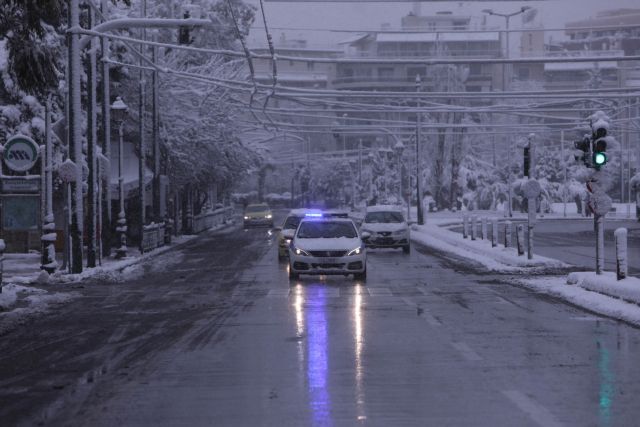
[285,239,292,245]
[266,214,272,219]
[244,216,249,220]
[291,245,310,256]
[347,246,363,256]
[393,228,408,235]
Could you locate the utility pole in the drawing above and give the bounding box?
[100,0,112,257]
[87,6,98,267]
[416,75,424,225]
[138,0,147,253]
[67,0,83,273]
[152,36,161,223]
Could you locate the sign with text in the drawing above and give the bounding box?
[1,178,41,193]
[3,135,39,172]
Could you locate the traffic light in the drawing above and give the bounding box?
[178,11,193,45]
[574,136,592,167]
[590,114,609,169]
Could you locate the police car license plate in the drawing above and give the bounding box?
[322,258,339,264]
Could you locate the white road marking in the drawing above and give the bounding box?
[451,342,483,361]
[267,289,290,298]
[502,390,564,427]
[367,288,392,297]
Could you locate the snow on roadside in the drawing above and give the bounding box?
[410,224,568,272]
[567,271,640,305]
[0,284,79,335]
[515,276,640,327]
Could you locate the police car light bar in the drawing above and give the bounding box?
[305,213,323,217]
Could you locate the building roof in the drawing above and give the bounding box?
[376,32,499,43]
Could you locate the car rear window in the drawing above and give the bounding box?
[297,221,357,239]
[364,211,404,223]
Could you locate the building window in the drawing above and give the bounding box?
[378,67,394,78]
[518,67,530,80]
[469,63,482,75]
[307,61,314,71]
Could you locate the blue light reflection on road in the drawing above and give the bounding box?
[307,287,332,427]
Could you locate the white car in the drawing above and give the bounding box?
[289,215,368,280]
[360,205,411,254]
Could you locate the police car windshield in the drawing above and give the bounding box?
[297,221,357,239]
[283,216,302,229]
[364,211,404,224]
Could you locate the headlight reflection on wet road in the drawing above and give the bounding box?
[306,287,331,427]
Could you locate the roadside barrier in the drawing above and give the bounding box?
[141,222,166,254]
[615,228,628,280]
[504,221,512,248]
[462,215,469,239]
[481,217,488,240]
[192,207,235,234]
[491,218,498,247]
[516,224,525,256]
[471,215,477,240]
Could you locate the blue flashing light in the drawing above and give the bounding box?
[305,213,323,218]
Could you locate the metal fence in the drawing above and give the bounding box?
[192,207,235,234]
[141,222,167,254]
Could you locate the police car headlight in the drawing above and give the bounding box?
[292,245,310,256]
[244,216,249,220]
[266,214,272,219]
[347,246,363,256]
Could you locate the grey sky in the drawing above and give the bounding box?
[245,0,640,46]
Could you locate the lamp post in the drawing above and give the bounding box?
[394,141,405,209]
[482,6,530,218]
[415,74,424,225]
[342,113,348,157]
[111,97,128,258]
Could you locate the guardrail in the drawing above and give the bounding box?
[192,207,235,234]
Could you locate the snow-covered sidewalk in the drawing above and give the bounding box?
[413,216,640,327]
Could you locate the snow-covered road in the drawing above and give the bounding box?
[2,217,640,426]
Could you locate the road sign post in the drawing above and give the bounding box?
[589,191,612,274]
[524,179,541,260]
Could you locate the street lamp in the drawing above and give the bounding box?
[415,74,424,225]
[342,113,348,157]
[111,96,128,258]
[393,141,405,211]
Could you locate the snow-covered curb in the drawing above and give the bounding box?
[567,271,640,305]
[516,276,640,327]
[411,223,568,272]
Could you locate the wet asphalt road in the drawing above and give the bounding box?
[2,215,640,426]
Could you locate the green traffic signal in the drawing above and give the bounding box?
[593,152,607,166]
